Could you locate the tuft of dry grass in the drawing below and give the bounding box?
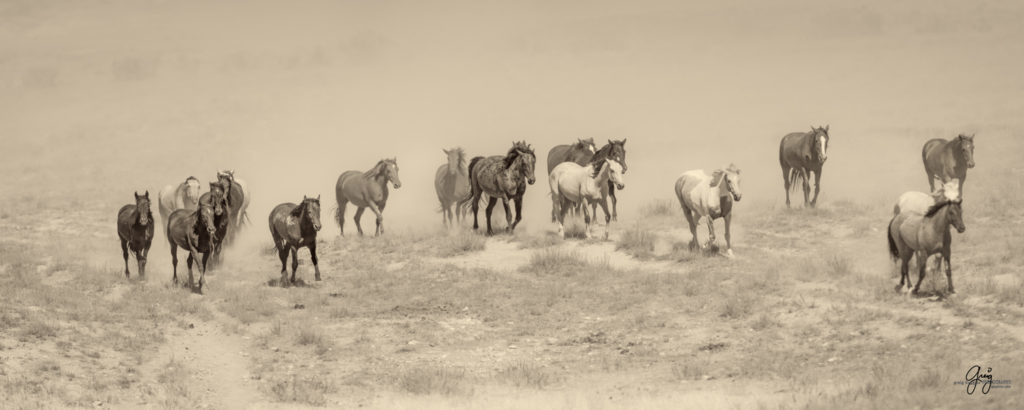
[641,199,679,218]
[266,374,335,406]
[520,248,615,277]
[396,365,471,396]
[495,361,558,389]
[434,230,486,257]
[616,223,657,259]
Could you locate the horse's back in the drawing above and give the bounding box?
[166,208,193,245]
[675,170,709,209]
[895,191,934,216]
[335,170,363,201]
[269,202,297,238]
[549,162,585,199]
[922,138,948,171]
[117,204,136,239]
[779,132,809,167]
[547,145,570,173]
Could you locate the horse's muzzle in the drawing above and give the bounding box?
[528,178,536,185]
[733,193,742,202]
[392,182,402,189]
[313,223,322,231]
[616,183,625,190]
[956,225,966,233]
[967,161,975,169]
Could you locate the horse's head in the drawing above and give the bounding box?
[578,138,597,154]
[208,182,226,216]
[958,134,975,168]
[511,141,536,185]
[443,148,465,176]
[184,177,201,205]
[384,158,401,189]
[947,199,966,233]
[606,139,628,173]
[605,159,625,190]
[198,201,217,238]
[134,191,152,226]
[714,164,742,202]
[810,126,829,163]
[299,195,322,231]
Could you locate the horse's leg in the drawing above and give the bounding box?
[801,169,811,208]
[353,207,365,236]
[723,212,733,257]
[944,234,955,294]
[337,199,348,236]
[781,165,792,208]
[811,168,823,208]
[186,251,195,291]
[581,198,592,239]
[120,238,130,278]
[198,251,209,293]
[442,203,451,228]
[290,247,299,284]
[367,202,384,237]
[139,243,150,279]
[557,197,570,238]
[512,194,525,232]
[598,195,612,240]
[471,191,481,231]
[309,242,321,281]
[551,193,559,223]
[898,252,912,293]
[170,243,179,285]
[484,196,498,236]
[278,247,290,287]
[608,181,618,221]
[705,216,717,250]
[682,207,698,250]
[501,197,512,233]
[912,251,927,295]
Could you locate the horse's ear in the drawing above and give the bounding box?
[145,191,149,198]
[824,125,829,132]
[621,138,626,145]
[303,195,308,200]
[443,149,449,155]
[810,126,815,133]
[316,194,320,201]
[135,191,140,199]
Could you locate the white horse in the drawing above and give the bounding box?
[218,169,251,226]
[158,176,201,231]
[675,164,742,257]
[549,158,625,239]
[893,179,959,216]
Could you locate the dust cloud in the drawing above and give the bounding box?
[3,0,1022,243]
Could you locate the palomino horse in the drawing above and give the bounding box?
[779,126,829,208]
[167,200,217,293]
[435,148,471,227]
[158,177,201,230]
[893,179,960,216]
[117,191,154,278]
[269,196,323,286]
[675,164,743,257]
[546,138,597,222]
[463,141,536,235]
[335,158,402,236]
[922,134,975,198]
[198,182,230,266]
[549,158,626,239]
[887,196,966,295]
[589,139,628,221]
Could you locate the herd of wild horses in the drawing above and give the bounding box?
[115,128,977,295]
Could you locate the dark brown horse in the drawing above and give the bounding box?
[269,196,322,286]
[888,197,966,295]
[167,200,217,293]
[435,148,471,227]
[588,139,628,221]
[546,138,597,222]
[462,141,536,235]
[779,126,830,208]
[922,134,975,197]
[117,191,154,278]
[335,158,402,236]
[215,171,245,245]
[198,182,230,266]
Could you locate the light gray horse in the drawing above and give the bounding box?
[675,164,743,257]
[335,159,401,236]
[549,158,625,239]
[435,148,471,227]
[158,176,201,230]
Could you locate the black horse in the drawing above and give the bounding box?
[269,196,323,286]
[117,191,154,278]
[198,182,230,267]
[167,200,217,293]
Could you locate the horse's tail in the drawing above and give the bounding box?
[787,169,805,194]
[458,157,484,209]
[886,217,899,261]
[334,206,342,230]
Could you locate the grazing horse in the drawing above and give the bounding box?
[675,164,743,257]
[779,126,829,208]
[269,196,323,286]
[166,200,217,293]
[158,177,201,230]
[922,134,975,197]
[198,182,230,266]
[588,139,628,221]
[335,158,402,236]
[549,158,626,239]
[463,141,537,235]
[435,148,471,227]
[887,196,966,295]
[117,191,154,278]
[893,179,960,216]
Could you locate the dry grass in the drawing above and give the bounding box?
[616,223,657,259]
[266,374,336,406]
[396,365,471,396]
[495,361,558,389]
[434,230,487,257]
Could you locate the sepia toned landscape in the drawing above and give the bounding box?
[2,0,1023,408]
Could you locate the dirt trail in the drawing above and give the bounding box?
[139,298,263,409]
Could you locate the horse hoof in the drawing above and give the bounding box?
[725,249,734,258]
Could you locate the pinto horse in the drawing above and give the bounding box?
[462,141,536,235]
[779,126,829,208]
[922,134,975,198]
[117,191,154,278]
[335,158,402,236]
[269,196,323,286]
[888,196,966,295]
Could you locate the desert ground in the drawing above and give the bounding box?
[2,0,1024,408]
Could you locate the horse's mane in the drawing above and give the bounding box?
[709,164,740,188]
[590,159,607,178]
[451,148,467,173]
[925,200,956,217]
[593,139,625,162]
[503,141,534,169]
[290,199,309,217]
[365,159,393,177]
[185,176,199,184]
